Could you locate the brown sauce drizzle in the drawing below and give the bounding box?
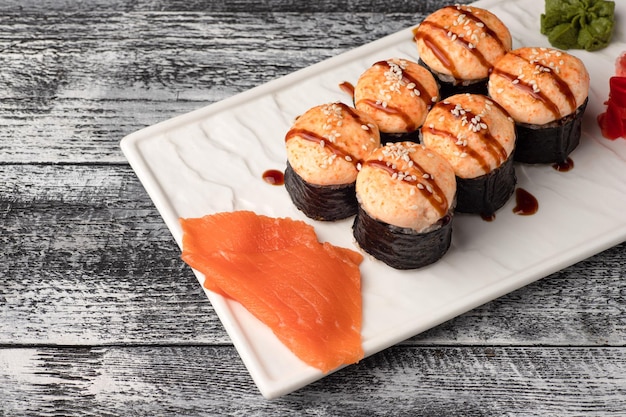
[437,101,508,166]
[358,99,416,132]
[355,60,432,132]
[339,81,355,97]
[338,102,368,126]
[491,68,562,120]
[512,188,538,216]
[443,5,506,50]
[415,26,458,78]
[285,103,367,168]
[414,5,506,80]
[285,128,359,168]
[425,126,490,172]
[511,51,577,114]
[374,60,432,107]
[481,212,496,222]
[364,158,449,217]
[492,51,577,120]
[552,157,574,172]
[262,169,284,185]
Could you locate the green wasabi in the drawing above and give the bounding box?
[540,0,615,51]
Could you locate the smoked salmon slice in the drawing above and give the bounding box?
[180,210,364,373]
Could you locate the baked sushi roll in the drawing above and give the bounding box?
[421,93,516,217]
[414,5,512,98]
[488,47,589,164]
[285,102,381,221]
[354,58,439,144]
[353,142,456,269]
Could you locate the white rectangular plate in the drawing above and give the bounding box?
[121,0,626,399]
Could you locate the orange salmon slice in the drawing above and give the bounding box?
[180,210,364,373]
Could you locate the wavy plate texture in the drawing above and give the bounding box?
[121,0,626,399]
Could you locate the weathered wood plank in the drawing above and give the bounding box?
[2,0,473,13]
[1,165,625,346]
[0,346,624,416]
[0,12,425,163]
[0,1,624,413]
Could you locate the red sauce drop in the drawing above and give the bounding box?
[262,169,284,185]
[481,213,496,222]
[339,81,355,97]
[512,188,538,216]
[552,157,574,172]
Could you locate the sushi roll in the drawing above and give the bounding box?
[488,47,589,164]
[285,102,380,221]
[414,4,512,98]
[421,93,516,216]
[354,58,439,144]
[353,142,456,269]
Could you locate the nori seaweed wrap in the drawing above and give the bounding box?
[353,205,453,270]
[514,99,587,164]
[354,142,457,269]
[418,58,488,99]
[284,102,380,221]
[455,153,516,214]
[413,5,512,99]
[284,162,356,221]
[488,47,590,165]
[421,94,517,216]
[354,58,439,144]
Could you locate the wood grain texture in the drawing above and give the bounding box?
[0,12,423,163]
[1,0,625,414]
[3,0,473,13]
[1,346,624,416]
[1,165,624,346]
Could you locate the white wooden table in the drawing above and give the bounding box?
[1,0,625,415]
